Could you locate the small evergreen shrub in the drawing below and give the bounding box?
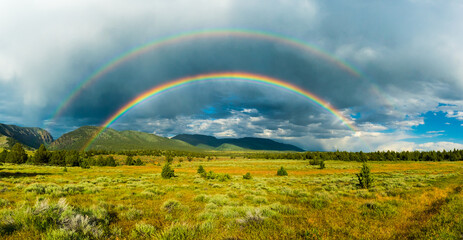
[277,167,288,176]
[319,161,325,169]
[200,170,231,181]
[80,159,90,169]
[309,159,320,165]
[165,155,173,163]
[197,165,206,174]
[125,156,135,166]
[357,163,373,189]
[161,163,175,179]
[135,158,144,166]
[243,173,252,180]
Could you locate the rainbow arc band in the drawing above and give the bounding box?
[83,72,358,151]
[52,28,361,120]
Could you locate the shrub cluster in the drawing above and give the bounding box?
[161,163,175,179]
[243,172,252,180]
[125,156,144,166]
[0,198,116,238]
[197,166,231,181]
[277,167,288,176]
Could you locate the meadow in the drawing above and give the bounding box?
[0,156,462,239]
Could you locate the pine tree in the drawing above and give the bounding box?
[197,165,206,174]
[6,143,28,164]
[96,156,104,166]
[243,172,252,179]
[135,158,144,166]
[357,162,373,189]
[65,154,80,167]
[106,156,117,167]
[277,166,288,176]
[319,160,325,169]
[161,163,175,179]
[33,144,50,165]
[125,156,134,165]
[165,155,173,163]
[0,150,8,163]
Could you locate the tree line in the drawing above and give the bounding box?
[1,143,462,168]
[244,149,463,161]
[0,143,118,167]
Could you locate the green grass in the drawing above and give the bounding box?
[0,158,462,239]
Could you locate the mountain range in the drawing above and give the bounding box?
[0,123,53,149]
[172,134,303,151]
[0,123,304,152]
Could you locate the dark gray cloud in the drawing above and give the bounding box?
[1,0,463,151]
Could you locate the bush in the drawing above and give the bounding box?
[309,159,319,165]
[123,208,143,220]
[161,199,181,213]
[319,161,325,169]
[252,196,267,204]
[357,163,373,189]
[125,156,135,166]
[135,158,144,166]
[277,167,288,176]
[360,201,398,219]
[33,144,50,165]
[243,172,252,180]
[309,192,333,209]
[161,163,175,179]
[165,155,173,163]
[131,223,157,239]
[161,224,194,240]
[197,165,205,174]
[0,150,8,163]
[237,209,265,226]
[80,159,90,169]
[269,202,297,215]
[22,198,108,238]
[193,194,209,202]
[200,171,231,181]
[6,143,28,164]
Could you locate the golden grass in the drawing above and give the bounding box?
[0,158,462,239]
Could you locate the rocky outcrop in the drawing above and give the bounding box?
[0,123,54,149]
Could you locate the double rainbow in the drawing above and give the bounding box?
[83,72,356,150]
[52,28,362,120]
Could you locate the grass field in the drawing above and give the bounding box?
[1,157,462,239]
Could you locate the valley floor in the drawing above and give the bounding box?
[0,158,462,239]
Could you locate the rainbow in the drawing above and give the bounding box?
[52,28,361,120]
[83,72,357,150]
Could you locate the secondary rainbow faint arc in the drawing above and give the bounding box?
[53,28,362,120]
[83,72,357,151]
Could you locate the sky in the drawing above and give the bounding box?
[1,0,463,152]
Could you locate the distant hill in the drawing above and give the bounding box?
[0,123,54,149]
[50,126,201,151]
[172,134,304,151]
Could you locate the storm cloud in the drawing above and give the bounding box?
[1,0,463,151]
